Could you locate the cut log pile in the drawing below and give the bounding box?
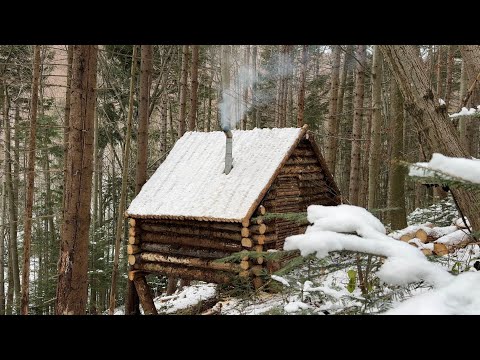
[389,218,474,256]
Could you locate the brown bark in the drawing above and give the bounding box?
[109,46,137,315]
[324,45,341,173]
[141,232,242,252]
[2,85,20,312]
[348,45,366,205]
[435,46,444,99]
[140,242,231,259]
[188,45,199,131]
[178,45,189,136]
[140,223,242,240]
[134,252,241,272]
[367,46,383,210]
[380,45,480,232]
[20,45,41,315]
[56,45,98,315]
[62,45,74,222]
[444,45,454,110]
[297,45,308,127]
[135,45,153,194]
[134,275,158,315]
[387,79,407,230]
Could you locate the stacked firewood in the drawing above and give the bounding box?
[389,218,473,256]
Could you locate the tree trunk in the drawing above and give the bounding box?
[241,45,250,130]
[367,46,383,210]
[62,45,74,224]
[348,45,366,205]
[0,184,5,315]
[460,45,480,157]
[188,45,199,131]
[110,45,137,315]
[458,58,469,152]
[135,45,153,194]
[2,84,20,312]
[435,45,444,99]
[380,45,480,232]
[297,45,308,128]
[387,79,407,229]
[252,45,259,128]
[56,45,98,315]
[178,45,189,137]
[324,45,341,174]
[21,45,41,315]
[444,45,454,111]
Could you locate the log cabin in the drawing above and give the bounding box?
[126,124,341,311]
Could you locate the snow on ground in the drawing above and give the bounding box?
[409,153,480,184]
[386,271,480,315]
[284,202,480,314]
[154,283,217,314]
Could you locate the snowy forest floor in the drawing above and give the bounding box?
[114,197,480,315]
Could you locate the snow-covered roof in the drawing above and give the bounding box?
[127,127,307,222]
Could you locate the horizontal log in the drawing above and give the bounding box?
[128,270,142,281]
[134,262,234,284]
[141,232,242,252]
[281,164,321,174]
[128,255,137,266]
[240,260,251,270]
[256,256,264,265]
[252,234,277,244]
[250,216,264,225]
[127,244,140,255]
[129,236,140,245]
[292,148,315,157]
[249,224,268,235]
[129,227,135,237]
[241,238,253,248]
[254,245,263,252]
[242,218,250,227]
[129,218,136,227]
[141,221,242,233]
[255,205,266,216]
[286,157,319,165]
[297,173,325,181]
[141,223,243,241]
[241,227,250,238]
[140,242,231,259]
[298,180,325,188]
[136,252,241,272]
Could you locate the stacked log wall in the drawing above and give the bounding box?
[261,139,340,249]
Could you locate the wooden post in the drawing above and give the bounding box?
[133,275,158,315]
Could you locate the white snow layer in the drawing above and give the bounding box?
[439,98,446,106]
[449,106,478,118]
[284,204,452,288]
[271,275,290,287]
[409,153,480,184]
[386,272,480,315]
[307,204,386,240]
[127,127,303,221]
[284,301,311,313]
[435,229,470,246]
